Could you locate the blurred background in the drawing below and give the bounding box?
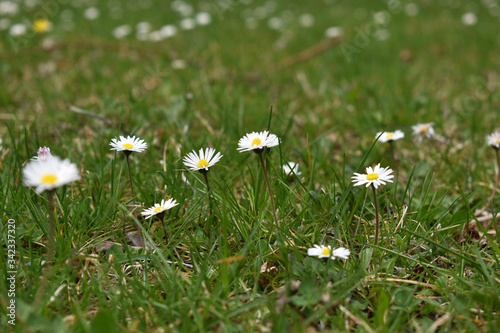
[1,0,499,145]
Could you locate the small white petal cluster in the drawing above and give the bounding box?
[486,131,500,150]
[110,136,148,153]
[283,161,301,177]
[31,146,53,161]
[412,122,435,142]
[23,156,80,193]
[307,245,350,260]
[375,130,405,143]
[237,131,280,153]
[183,148,223,172]
[352,164,394,189]
[141,198,179,219]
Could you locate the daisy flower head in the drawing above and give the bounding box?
[486,131,500,150]
[375,130,405,143]
[183,148,223,173]
[412,122,435,142]
[23,156,80,193]
[110,135,148,154]
[237,131,280,153]
[141,198,179,219]
[31,146,53,161]
[283,161,302,177]
[352,164,394,189]
[307,245,350,260]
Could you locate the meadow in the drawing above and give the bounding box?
[1,0,500,332]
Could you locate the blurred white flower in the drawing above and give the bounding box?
[112,25,132,39]
[160,24,177,38]
[180,18,196,30]
[0,1,19,16]
[136,22,152,33]
[461,12,477,26]
[325,26,343,38]
[171,59,187,69]
[405,3,419,17]
[307,245,350,260]
[196,12,212,26]
[23,156,80,193]
[375,130,405,143]
[9,23,26,36]
[486,131,500,149]
[84,7,100,20]
[374,29,390,41]
[268,17,283,30]
[149,31,163,42]
[283,162,301,177]
[299,13,314,27]
[412,122,435,142]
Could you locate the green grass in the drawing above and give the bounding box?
[1,0,500,332]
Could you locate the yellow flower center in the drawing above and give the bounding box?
[123,143,134,149]
[154,206,163,213]
[197,159,209,168]
[366,173,379,181]
[321,248,330,256]
[420,126,429,134]
[33,18,50,33]
[251,138,262,146]
[386,133,394,139]
[495,138,500,144]
[41,174,58,185]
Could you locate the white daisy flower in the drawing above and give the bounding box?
[237,131,280,153]
[283,161,301,177]
[110,135,148,153]
[486,131,500,150]
[183,148,223,172]
[352,164,394,189]
[307,245,350,260]
[375,130,405,143]
[411,122,435,142]
[31,146,53,161]
[141,198,179,219]
[23,156,80,193]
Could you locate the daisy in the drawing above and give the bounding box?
[307,245,350,260]
[283,161,302,177]
[238,130,280,227]
[109,135,148,154]
[412,122,435,142]
[375,130,404,143]
[141,198,179,219]
[237,131,280,153]
[486,131,500,150]
[352,164,394,246]
[183,148,223,173]
[31,146,53,161]
[141,198,178,245]
[110,135,147,197]
[23,156,80,193]
[351,164,394,189]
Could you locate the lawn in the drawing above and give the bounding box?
[1,0,500,332]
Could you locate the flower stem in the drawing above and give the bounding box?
[475,149,500,216]
[202,172,213,216]
[35,191,57,306]
[372,185,380,246]
[389,141,397,167]
[258,153,279,228]
[125,153,135,198]
[160,213,168,246]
